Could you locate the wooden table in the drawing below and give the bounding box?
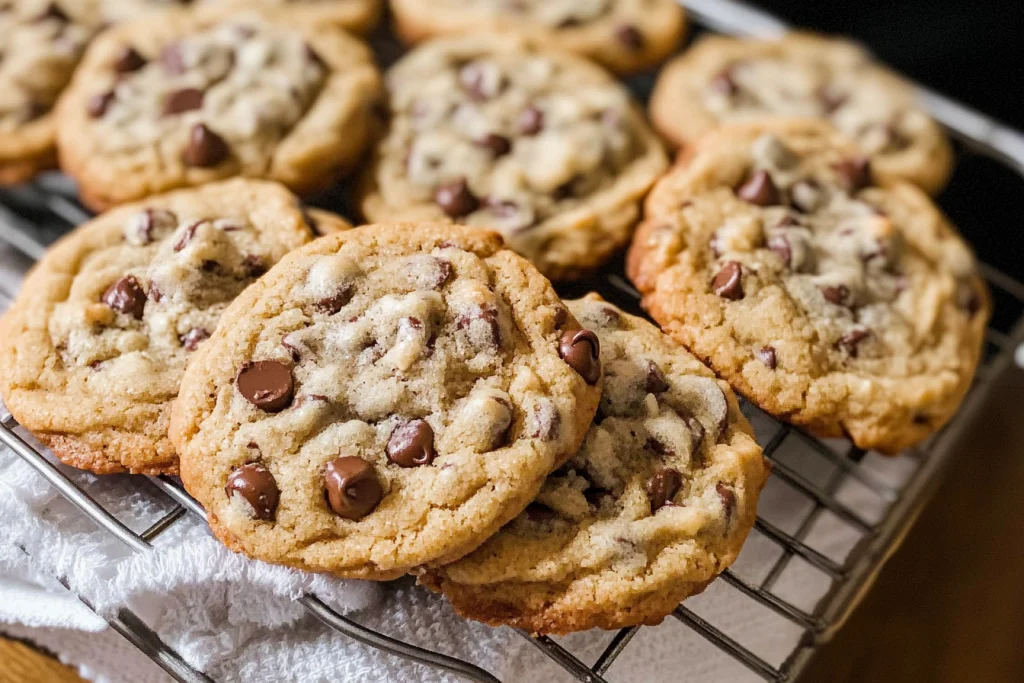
[5,370,1024,683]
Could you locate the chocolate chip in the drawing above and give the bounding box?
[767,235,791,268]
[173,221,200,251]
[225,463,279,521]
[315,284,353,314]
[456,305,501,347]
[518,105,544,135]
[236,360,294,412]
[821,284,851,307]
[645,360,669,394]
[473,133,511,157]
[102,276,147,319]
[647,468,682,513]
[148,282,163,302]
[87,91,115,118]
[304,43,326,69]
[835,157,872,192]
[552,307,569,328]
[736,170,781,206]
[458,62,503,101]
[182,123,228,167]
[525,502,557,522]
[558,329,601,385]
[429,257,453,289]
[527,401,561,441]
[836,328,871,357]
[242,254,267,277]
[434,178,479,218]
[755,345,777,369]
[615,24,644,51]
[957,281,982,316]
[323,456,382,520]
[180,327,209,351]
[160,43,185,75]
[710,68,738,96]
[712,261,744,300]
[113,46,146,73]
[163,87,204,116]
[34,3,67,23]
[716,482,736,522]
[386,419,436,468]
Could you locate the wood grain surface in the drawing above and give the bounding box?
[3,371,1023,683]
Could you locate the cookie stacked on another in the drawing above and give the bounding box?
[56,7,381,209]
[169,224,604,578]
[649,33,953,194]
[389,0,687,75]
[422,294,769,633]
[629,120,989,453]
[360,34,668,280]
[0,179,349,474]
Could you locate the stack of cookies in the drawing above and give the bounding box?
[0,0,989,636]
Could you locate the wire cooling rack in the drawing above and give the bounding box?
[2,1,1024,681]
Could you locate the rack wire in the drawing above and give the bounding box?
[1,1,1023,681]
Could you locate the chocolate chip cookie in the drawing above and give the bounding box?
[649,33,953,195]
[56,7,381,210]
[0,179,347,475]
[628,120,989,454]
[169,223,603,579]
[198,0,381,34]
[421,295,767,634]
[359,34,668,281]
[0,1,106,184]
[389,0,686,75]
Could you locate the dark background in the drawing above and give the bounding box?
[755,0,1024,282]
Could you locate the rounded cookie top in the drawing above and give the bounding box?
[389,0,686,74]
[170,224,603,578]
[629,120,989,454]
[0,179,339,475]
[359,34,667,281]
[56,7,381,210]
[153,0,382,34]
[649,33,952,194]
[421,295,767,634]
[0,0,105,183]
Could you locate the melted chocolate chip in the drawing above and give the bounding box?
[837,328,871,357]
[236,360,294,412]
[242,254,267,277]
[102,276,147,319]
[835,157,873,192]
[552,307,569,328]
[87,91,115,118]
[458,62,504,101]
[755,345,777,369]
[645,360,669,394]
[767,235,791,268]
[324,456,382,520]
[647,468,682,512]
[456,305,501,347]
[821,284,851,307]
[712,261,744,300]
[163,87,204,116]
[434,178,479,218]
[180,327,210,351]
[518,105,544,135]
[173,221,200,251]
[527,401,561,441]
[558,329,601,385]
[431,258,453,288]
[737,170,781,206]
[615,24,644,51]
[473,133,511,157]
[386,419,436,468]
[716,482,736,522]
[147,281,163,302]
[315,284,353,314]
[113,46,146,73]
[225,463,279,521]
[182,123,228,167]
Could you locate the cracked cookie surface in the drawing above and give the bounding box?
[56,7,380,210]
[628,120,988,454]
[170,223,602,578]
[390,0,685,75]
[359,34,667,280]
[0,179,346,475]
[649,33,952,194]
[421,295,767,634]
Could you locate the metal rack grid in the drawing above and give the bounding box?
[1,1,1023,681]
